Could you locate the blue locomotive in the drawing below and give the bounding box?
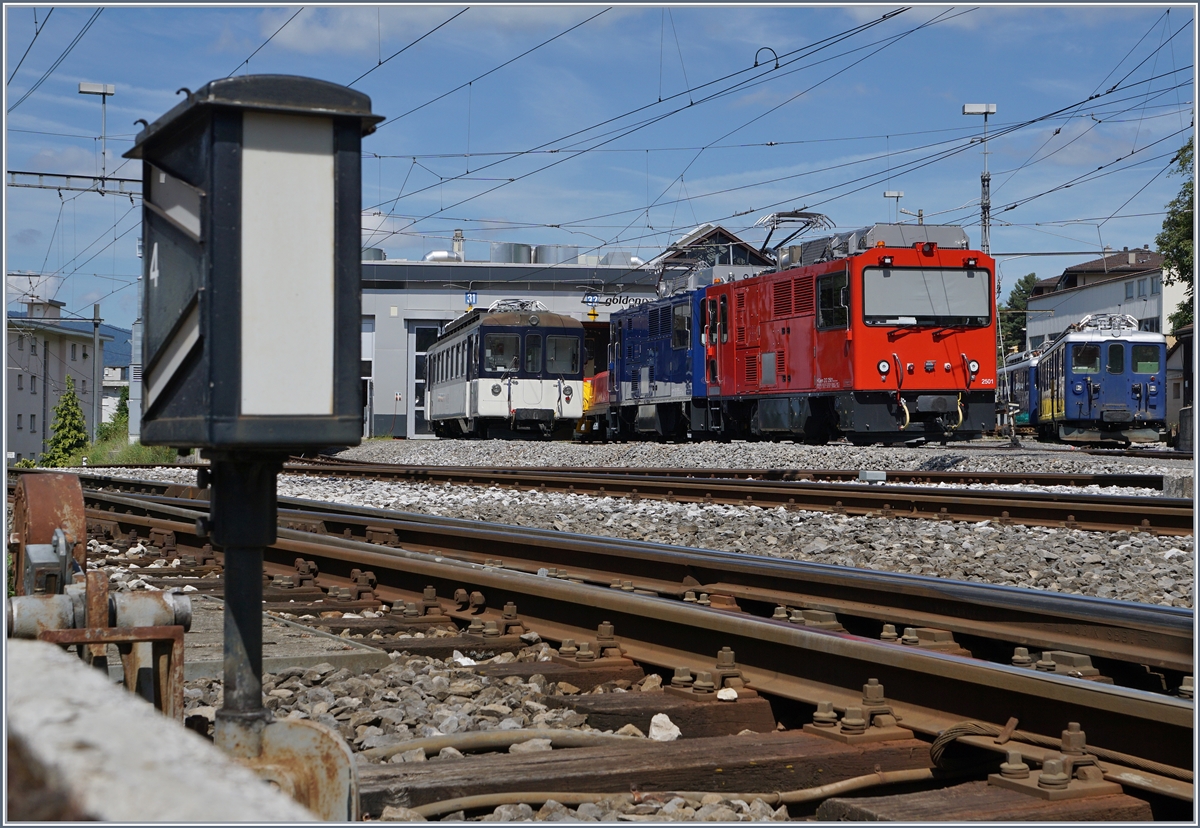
[1035,313,1167,445]
[997,348,1041,429]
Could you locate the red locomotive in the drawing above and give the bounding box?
[691,223,997,444]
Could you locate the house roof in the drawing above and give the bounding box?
[8,313,129,367]
[1063,248,1163,275]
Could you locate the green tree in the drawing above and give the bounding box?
[999,272,1040,354]
[1156,138,1193,331]
[42,376,89,466]
[96,385,130,442]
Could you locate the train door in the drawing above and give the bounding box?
[1131,342,1165,418]
[813,270,849,389]
[1101,341,1130,417]
[407,322,441,438]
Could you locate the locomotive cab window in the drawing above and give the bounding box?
[525,334,542,372]
[719,296,729,343]
[817,272,848,328]
[485,333,520,372]
[1071,344,1101,374]
[861,267,989,327]
[547,336,580,374]
[1107,343,1124,374]
[707,298,719,345]
[672,303,690,349]
[1132,345,1160,373]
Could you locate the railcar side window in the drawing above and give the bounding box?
[1071,344,1101,374]
[525,335,543,372]
[672,303,690,349]
[547,336,580,374]
[707,299,718,345]
[1107,343,1124,374]
[1132,344,1161,373]
[719,296,729,343]
[485,334,520,372]
[817,272,848,328]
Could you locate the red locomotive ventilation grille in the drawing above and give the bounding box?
[793,278,815,314]
[744,357,758,385]
[772,281,792,318]
[776,350,785,377]
[736,325,746,345]
[736,291,747,310]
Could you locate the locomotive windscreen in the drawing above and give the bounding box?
[862,267,990,326]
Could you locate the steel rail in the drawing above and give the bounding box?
[44,467,1197,535]
[77,490,1196,801]
[280,459,1170,490]
[80,485,1193,675]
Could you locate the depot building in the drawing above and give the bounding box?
[359,224,771,438]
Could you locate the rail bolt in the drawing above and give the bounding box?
[880,624,899,641]
[454,588,469,606]
[1011,647,1033,666]
[671,667,694,688]
[692,671,716,694]
[1060,722,1086,755]
[900,627,920,645]
[482,620,501,638]
[1179,676,1194,699]
[1035,654,1057,672]
[999,750,1030,779]
[559,639,579,658]
[611,579,623,589]
[1037,755,1071,790]
[716,647,737,669]
[547,568,559,577]
[575,642,596,662]
[772,606,789,620]
[466,618,485,635]
[697,593,711,607]
[597,621,615,639]
[812,701,838,728]
[683,591,697,603]
[503,602,518,620]
[787,609,805,624]
[621,580,635,592]
[403,602,421,618]
[423,586,438,602]
[862,678,885,704]
[839,706,867,735]
[470,591,486,611]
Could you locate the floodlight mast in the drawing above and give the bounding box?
[78,83,115,182]
[962,103,997,254]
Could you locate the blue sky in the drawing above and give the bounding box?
[5,4,1196,331]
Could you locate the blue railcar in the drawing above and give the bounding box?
[1035,313,1167,444]
[998,349,1040,428]
[602,286,709,440]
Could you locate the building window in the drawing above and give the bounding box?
[31,375,37,394]
[1029,335,1045,349]
[71,343,77,361]
[83,346,88,359]
[81,379,87,394]
[1151,276,1161,295]
[30,414,36,433]
[1125,282,1135,300]
[17,337,23,351]
[16,414,22,430]
[30,339,37,355]
[16,374,22,391]
[1137,279,1147,297]
[1174,382,1182,400]
[1139,317,1161,333]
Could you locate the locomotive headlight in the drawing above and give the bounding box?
[877,359,890,374]
[1073,383,1083,394]
[564,385,574,398]
[491,384,502,396]
[968,359,980,374]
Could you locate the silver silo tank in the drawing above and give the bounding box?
[490,242,532,263]
[363,247,386,261]
[534,245,578,265]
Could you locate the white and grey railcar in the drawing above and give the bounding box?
[427,300,585,438]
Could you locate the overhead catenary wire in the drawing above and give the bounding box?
[227,6,305,78]
[347,7,468,87]
[7,7,55,85]
[7,7,102,113]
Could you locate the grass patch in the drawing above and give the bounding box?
[53,433,177,467]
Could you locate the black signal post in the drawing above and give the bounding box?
[126,76,381,811]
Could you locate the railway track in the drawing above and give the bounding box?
[73,483,1194,807]
[78,463,1195,535]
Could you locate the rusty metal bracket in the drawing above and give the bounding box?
[10,473,87,595]
[38,626,185,720]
